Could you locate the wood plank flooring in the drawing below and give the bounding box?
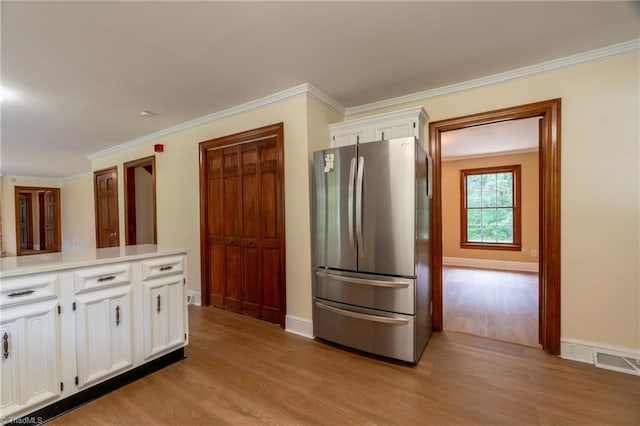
[50,306,639,425]
[443,266,541,348]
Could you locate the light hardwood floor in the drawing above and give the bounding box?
[443,266,541,348]
[49,305,639,425]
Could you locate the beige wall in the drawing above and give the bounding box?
[0,176,61,255]
[349,51,640,350]
[91,94,339,321]
[60,174,96,252]
[134,167,154,244]
[442,151,539,263]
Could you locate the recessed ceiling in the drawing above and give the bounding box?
[441,117,540,160]
[1,1,638,178]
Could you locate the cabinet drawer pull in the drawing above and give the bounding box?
[159,266,173,271]
[115,305,121,326]
[157,295,161,314]
[97,275,116,283]
[7,289,36,297]
[2,332,9,359]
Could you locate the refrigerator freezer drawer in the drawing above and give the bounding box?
[313,268,415,315]
[313,299,417,363]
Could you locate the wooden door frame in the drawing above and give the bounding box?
[124,156,157,245]
[429,99,561,355]
[14,186,62,256]
[38,192,46,249]
[93,166,120,248]
[198,122,287,327]
[18,192,34,250]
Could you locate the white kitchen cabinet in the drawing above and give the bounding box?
[73,262,134,388]
[0,246,188,422]
[329,106,428,148]
[142,274,185,360]
[0,286,60,419]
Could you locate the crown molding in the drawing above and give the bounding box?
[88,83,344,161]
[345,38,640,115]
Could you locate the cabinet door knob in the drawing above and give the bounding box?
[2,332,9,359]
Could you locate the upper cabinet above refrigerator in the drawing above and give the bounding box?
[329,106,428,148]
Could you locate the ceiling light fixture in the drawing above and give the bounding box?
[140,110,152,117]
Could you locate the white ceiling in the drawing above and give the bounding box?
[1,1,638,178]
[441,117,540,160]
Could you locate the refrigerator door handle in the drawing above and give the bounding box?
[315,302,409,325]
[355,156,365,255]
[315,271,410,289]
[347,157,356,254]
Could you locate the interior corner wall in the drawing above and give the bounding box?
[442,151,539,264]
[347,51,640,351]
[91,95,316,321]
[0,176,61,256]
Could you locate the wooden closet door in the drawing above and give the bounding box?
[200,123,285,326]
[257,138,282,323]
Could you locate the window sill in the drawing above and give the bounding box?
[460,242,522,251]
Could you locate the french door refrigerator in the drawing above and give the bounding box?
[312,137,432,363]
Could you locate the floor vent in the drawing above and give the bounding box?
[594,350,640,376]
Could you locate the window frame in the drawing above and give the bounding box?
[460,164,522,251]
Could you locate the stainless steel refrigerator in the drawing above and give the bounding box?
[312,137,432,363]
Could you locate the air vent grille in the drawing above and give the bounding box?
[594,351,640,376]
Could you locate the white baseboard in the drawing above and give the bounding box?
[186,291,202,306]
[285,315,313,339]
[561,338,640,375]
[443,256,539,273]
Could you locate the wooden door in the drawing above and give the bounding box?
[43,191,57,251]
[94,167,120,248]
[200,123,285,326]
[19,193,33,250]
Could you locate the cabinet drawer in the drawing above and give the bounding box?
[141,256,184,281]
[73,263,131,294]
[313,299,416,362]
[0,273,59,307]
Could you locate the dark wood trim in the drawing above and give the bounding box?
[39,192,46,249]
[429,98,561,355]
[459,164,522,250]
[14,186,62,256]
[93,166,119,248]
[123,156,157,246]
[199,122,287,327]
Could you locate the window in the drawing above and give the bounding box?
[460,165,521,250]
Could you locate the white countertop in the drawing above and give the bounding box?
[0,245,188,278]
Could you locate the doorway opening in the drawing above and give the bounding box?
[430,99,561,355]
[14,186,62,256]
[439,118,540,347]
[124,156,156,245]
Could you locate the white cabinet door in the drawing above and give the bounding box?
[75,285,133,387]
[372,119,417,141]
[330,127,367,148]
[142,275,185,359]
[0,300,60,419]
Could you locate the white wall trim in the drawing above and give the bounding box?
[443,256,538,273]
[345,39,640,115]
[285,315,313,339]
[186,290,202,306]
[561,337,640,364]
[87,83,344,161]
